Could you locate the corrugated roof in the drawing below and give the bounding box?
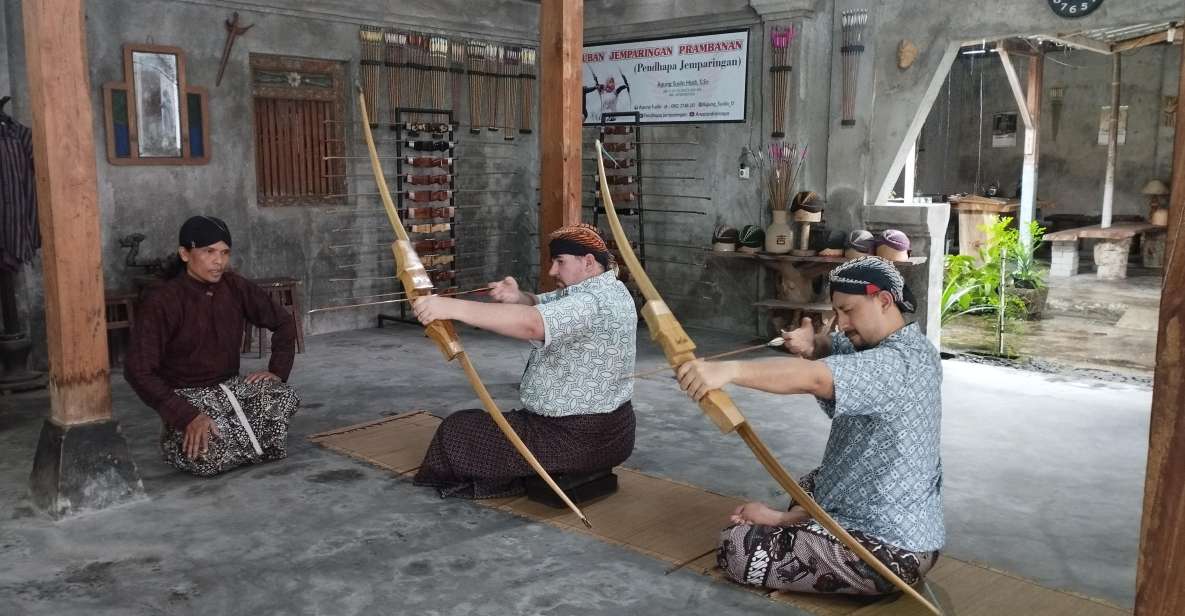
[1073,21,1177,43]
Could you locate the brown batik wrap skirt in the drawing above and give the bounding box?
[413,401,635,498]
[717,469,939,596]
[161,376,301,477]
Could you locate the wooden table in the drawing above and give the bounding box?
[1045,222,1164,280]
[950,198,1018,260]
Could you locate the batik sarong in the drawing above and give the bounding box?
[717,469,939,595]
[413,401,635,498]
[160,376,301,476]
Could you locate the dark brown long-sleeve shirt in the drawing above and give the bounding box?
[124,271,296,430]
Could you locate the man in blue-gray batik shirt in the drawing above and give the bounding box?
[678,256,943,596]
[411,223,637,499]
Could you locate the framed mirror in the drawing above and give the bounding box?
[103,44,209,165]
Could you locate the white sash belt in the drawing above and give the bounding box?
[220,383,264,456]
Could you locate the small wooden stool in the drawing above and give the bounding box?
[242,277,305,357]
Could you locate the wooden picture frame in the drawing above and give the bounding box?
[249,53,347,207]
[102,43,210,165]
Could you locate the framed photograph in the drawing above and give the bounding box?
[1097,105,1128,146]
[102,43,209,165]
[132,51,182,158]
[992,112,1017,148]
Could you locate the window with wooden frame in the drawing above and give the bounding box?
[251,54,346,206]
[102,44,210,165]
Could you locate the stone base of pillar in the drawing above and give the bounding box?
[29,419,145,519]
[1094,238,1132,280]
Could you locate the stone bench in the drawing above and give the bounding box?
[1045,222,1165,280]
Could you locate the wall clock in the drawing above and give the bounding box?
[1048,0,1103,18]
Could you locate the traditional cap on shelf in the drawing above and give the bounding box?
[1141,179,1170,196]
[712,224,739,252]
[845,229,875,253]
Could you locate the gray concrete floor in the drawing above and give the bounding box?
[0,324,1152,614]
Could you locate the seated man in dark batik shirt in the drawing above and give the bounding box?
[125,216,301,476]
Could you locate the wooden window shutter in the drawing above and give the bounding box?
[251,54,347,206]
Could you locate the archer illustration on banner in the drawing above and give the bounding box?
[599,72,632,116]
[582,64,603,123]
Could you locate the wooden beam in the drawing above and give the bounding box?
[21,0,111,425]
[1113,27,1184,54]
[996,49,1033,129]
[537,0,583,291]
[1047,33,1113,55]
[997,39,1039,57]
[1135,33,1185,616]
[1019,52,1043,246]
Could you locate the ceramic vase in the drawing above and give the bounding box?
[764,210,793,254]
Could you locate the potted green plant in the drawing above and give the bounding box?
[976,216,1052,319]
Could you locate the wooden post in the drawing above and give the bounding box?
[903,140,916,203]
[537,0,583,290]
[1135,31,1185,616]
[1102,53,1121,229]
[1021,52,1043,246]
[997,48,1041,246]
[24,0,143,517]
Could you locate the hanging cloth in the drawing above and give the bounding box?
[0,100,40,273]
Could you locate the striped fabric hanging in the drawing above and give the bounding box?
[0,112,40,272]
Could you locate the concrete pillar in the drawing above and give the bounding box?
[864,203,950,348]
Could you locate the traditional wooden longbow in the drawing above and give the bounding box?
[356,87,591,527]
[594,140,940,613]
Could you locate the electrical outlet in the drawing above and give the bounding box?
[739,166,750,179]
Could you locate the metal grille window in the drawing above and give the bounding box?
[251,54,346,206]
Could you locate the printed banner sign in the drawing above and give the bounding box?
[582,29,749,125]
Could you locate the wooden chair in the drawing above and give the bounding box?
[104,289,138,366]
[241,277,305,358]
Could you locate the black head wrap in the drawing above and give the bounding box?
[179,216,232,249]
[828,256,916,313]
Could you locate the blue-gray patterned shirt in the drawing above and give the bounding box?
[814,323,944,552]
[520,270,637,417]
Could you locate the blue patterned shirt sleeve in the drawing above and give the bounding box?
[535,292,599,349]
[534,289,562,306]
[820,345,909,417]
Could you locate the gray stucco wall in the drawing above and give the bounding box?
[3,0,543,369]
[854,0,1183,212]
[912,45,1179,221]
[584,0,833,336]
[6,0,1184,359]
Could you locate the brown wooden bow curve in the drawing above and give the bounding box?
[357,87,591,528]
[594,140,940,614]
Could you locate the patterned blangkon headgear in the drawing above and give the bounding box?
[548,223,615,269]
[829,256,916,313]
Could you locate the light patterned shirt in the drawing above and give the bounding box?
[519,270,637,417]
[813,323,945,552]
